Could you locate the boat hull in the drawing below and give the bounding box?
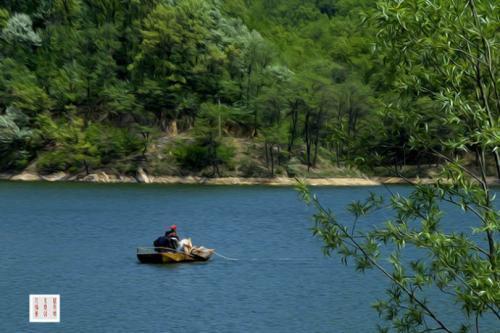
[137,249,211,264]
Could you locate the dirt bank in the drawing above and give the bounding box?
[3,170,494,186]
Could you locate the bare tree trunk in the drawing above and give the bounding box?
[218,98,222,138]
[264,141,269,168]
[210,136,220,177]
[288,102,299,158]
[141,132,149,161]
[277,146,281,166]
[83,160,89,175]
[346,93,353,137]
[304,109,312,171]
[403,146,406,168]
[312,107,323,167]
[269,145,274,176]
[313,140,320,168]
[168,120,178,136]
[336,142,341,167]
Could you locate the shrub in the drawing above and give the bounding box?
[174,139,234,175]
[239,158,270,177]
[86,124,144,164]
[35,115,147,174]
[0,107,35,171]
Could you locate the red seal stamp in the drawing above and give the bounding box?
[29,294,60,323]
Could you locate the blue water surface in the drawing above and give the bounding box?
[0,182,497,332]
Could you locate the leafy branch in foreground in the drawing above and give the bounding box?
[297,177,499,333]
[297,0,499,330]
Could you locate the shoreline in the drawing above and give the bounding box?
[1,170,498,186]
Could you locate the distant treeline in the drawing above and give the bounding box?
[0,0,493,177]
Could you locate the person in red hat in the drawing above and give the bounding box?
[165,225,179,248]
[153,225,180,251]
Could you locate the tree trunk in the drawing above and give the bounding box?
[210,136,219,177]
[336,142,341,167]
[218,98,222,138]
[141,132,149,160]
[277,146,281,166]
[475,145,496,270]
[312,107,323,167]
[83,160,89,175]
[288,102,299,157]
[313,140,320,167]
[168,120,178,136]
[269,145,274,176]
[304,109,312,171]
[492,152,500,179]
[264,141,269,168]
[416,152,422,176]
[346,93,353,137]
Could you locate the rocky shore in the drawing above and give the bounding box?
[3,168,496,186]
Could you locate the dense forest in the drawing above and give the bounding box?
[0,0,497,179]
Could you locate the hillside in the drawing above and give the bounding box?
[0,0,498,180]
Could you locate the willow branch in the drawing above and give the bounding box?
[312,197,453,333]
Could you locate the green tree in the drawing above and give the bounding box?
[300,1,500,332]
[0,7,9,29]
[131,0,216,131]
[0,59,53,114]
[260,123,287,176]
[1,13,41,45]
[192,102,235,176]
[36,115,100,174]
[375,0,499,179]
[0,107,33,170]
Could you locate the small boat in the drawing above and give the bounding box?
[136,246,214,264]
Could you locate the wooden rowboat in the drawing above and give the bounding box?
[136,247,213,264]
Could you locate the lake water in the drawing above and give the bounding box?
[0,182,497,332]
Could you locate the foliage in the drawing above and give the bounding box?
[173,139,234,175]
[373,0,499,178]
[299,0,500,332]
[36,115,100,174]
[1,13,41,45]
[0,8,8,29]
[0,0,393,177]
[0,59,53,114]
[299,179,499,332]
[0,0,496,181]
[36,115,143,174]
[0,107,33,170]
